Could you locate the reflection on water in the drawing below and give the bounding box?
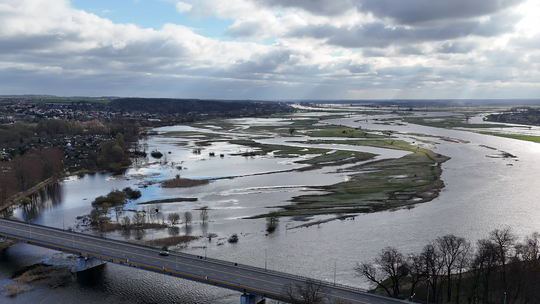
[5,110,540,303]
[20,182,62,222]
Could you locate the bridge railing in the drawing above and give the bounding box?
[1,218,369,296]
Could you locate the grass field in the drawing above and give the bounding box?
[477,131,540,143]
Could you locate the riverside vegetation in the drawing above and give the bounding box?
[357,227,540,304]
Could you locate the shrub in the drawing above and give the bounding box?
[228,233,239,243]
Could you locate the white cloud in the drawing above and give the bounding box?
[175,2,192,13]
[0,0,539,98]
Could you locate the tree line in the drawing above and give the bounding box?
[356,228,540,303]
[0,147,63,205]
[110,98,292,117]
[0,118,140,155]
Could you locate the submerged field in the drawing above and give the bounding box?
[155,113,453,218]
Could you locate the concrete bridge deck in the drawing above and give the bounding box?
[0,218,406,304]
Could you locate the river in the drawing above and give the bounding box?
[2,108,540,303]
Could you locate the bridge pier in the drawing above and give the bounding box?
[240,293,265,304]
[76,255,106,273]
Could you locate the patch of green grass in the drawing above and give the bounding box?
[228,139,375,166]
[299,150,375,165]
[307,127,385,138]
[160,131,227,141]
[403,116,507,129]
[272,147,449,217]
[192,119,238,131]
[477,131,540,143]
[304,139,414,151]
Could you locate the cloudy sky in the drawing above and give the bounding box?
[1,0,539,100]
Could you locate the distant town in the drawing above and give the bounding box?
[0,97,293,166]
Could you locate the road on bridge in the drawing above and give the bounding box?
[0,218,407,304]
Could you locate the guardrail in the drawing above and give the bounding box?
[1,218,395,303]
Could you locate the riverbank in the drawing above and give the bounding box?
[0,177,57,214]
[276,147,450,217]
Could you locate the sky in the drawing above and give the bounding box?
[1,0,540,100]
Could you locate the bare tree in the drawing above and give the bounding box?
[114,205,123,222]
[355,246,407,297]
[168,212,180,226]
[471,238,498,303]
[200,207,209,225]
[183,211,192,227]
[283,279,328,304]
[421,243,444,303]
[515,232,540,262]
[132,211,145,227]
[489,227,517,292]
[266,212,279,233]
[436,234,470,302]
[120,216,131,228]
[407,253,428,299]
[354,262,392,296]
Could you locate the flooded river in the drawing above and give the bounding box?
[2,109,540,303]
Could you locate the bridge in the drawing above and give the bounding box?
[0,218,406,304]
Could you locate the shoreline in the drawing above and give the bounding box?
[0,176,58,213]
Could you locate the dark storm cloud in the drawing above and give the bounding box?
[254,0,524,24]
[253,0,354,16]
[375,64,432,77]
[223,49,372,79]
[357,0,525,25]
[398,46,425,55]
[348,64,370,74]
[289,14,518,48]
[0,32,83,53]
[437,42,476,54]
[231,49,294,75]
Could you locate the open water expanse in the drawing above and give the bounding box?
[2,108,540,303]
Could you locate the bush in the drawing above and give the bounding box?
[107,163,122,172]
[228,233,239,243]
[122,187,141,199]
[151,151,163,159]
[92,190,127,207]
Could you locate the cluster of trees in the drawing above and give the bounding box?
[0,118,140,153]
[485,107,540,125]
[110,98,293,118]
[356,228,540,303]
[167,208,209,227]
[0,147,63,205]
[89,187,141,228]
[93,133,132,171]
[89,190,211,234]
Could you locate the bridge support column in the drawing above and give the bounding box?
[240,293,264,304]
[76,256,106,273]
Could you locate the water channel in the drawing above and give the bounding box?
[2,108,540,303]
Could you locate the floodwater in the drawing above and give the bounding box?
[2,108,540,303]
